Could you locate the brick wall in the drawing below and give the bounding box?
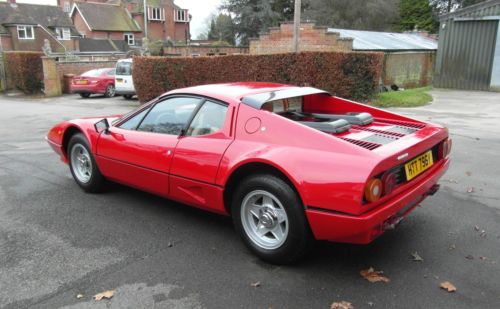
[164,46,249,57]
[56,60,117,93]
[42,57,117,96]
[249,22,353,55]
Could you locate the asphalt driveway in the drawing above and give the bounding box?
[0,91,499,309]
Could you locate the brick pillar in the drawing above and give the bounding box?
[42,56,62,97]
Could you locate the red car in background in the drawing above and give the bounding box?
[47,82,451,264]
[71,68,116,98]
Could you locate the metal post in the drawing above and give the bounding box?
[143,0,148,39]
[293,0,301,53]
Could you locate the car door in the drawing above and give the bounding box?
[96,96,202,197]
[169,99,234,213]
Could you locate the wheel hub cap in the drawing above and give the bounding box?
[240,190,289,250]
[259,208,277,228]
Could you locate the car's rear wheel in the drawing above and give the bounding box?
[232,174,312,264]
[68,133,105,193]
[123,94,133,100]
[79,93,91,98]
[104,85,115,98]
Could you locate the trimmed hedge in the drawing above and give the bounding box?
[4,51,44,94]
[133,52,384,103]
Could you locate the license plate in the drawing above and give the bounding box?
[76,80,87,85]
[116,78,123,83]
[404,150,433,181]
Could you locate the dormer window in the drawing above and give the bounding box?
[56,27,71,40]
[63,1,71,13]
[175,9,189,22]
[17,25,34,40]
[148,7,165,21]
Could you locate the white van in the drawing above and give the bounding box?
[115,58,135,99]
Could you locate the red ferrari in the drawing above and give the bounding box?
[47,82,451,264]
[71,68,116,98]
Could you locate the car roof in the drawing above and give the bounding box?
[165,82,313,104]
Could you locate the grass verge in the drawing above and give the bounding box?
[371,87,432,108]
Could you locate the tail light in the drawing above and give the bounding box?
[439,138,452,159]
[381,171,397,196]
[364,178,383,203]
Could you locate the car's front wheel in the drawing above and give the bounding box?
[104,84,115,98]
[232,174,312,264]
[68,133,105,193]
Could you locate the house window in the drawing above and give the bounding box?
[124,33,135,46]
[175,9,189,22]
[56,27,71,40]
[148,7,165,21]
[17,25,34,40]
[63,1,71,13]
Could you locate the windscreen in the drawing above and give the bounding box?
[116,61,132,76]
[81,69,107,77]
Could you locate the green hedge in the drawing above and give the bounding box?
[3,51,44,94]
[133,52,383,102]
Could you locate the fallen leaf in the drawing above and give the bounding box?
[474,226,480,231]
[367,301,374,307]
[465,171,472,176]
[94,290,114,301]
[467,187,475,193]
[479,256,487,261]
[440,281,457,292]
[167,242,173,248]
[250,281,261,288]
[480,230,487,238]
[465,255,474,260]
[449,244,456,250]
[360,267,390,283]
[411,251,424,262]
[446,178,458,183]
[331,301,354,309]
[76,294,84,299]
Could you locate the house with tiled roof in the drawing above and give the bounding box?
[63,0,190,48]
[0,0,79,52]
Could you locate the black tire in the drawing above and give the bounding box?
[123,94,133,100]
[104,84,115,98]
[68,133,105,193]
[79,93,91,98]
[231,174,312,264]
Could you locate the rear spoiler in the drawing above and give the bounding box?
[241,87,330,109]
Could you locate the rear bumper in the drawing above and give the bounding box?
[306,158,450,244]
[115,90,136,95]
[71,84,105,94]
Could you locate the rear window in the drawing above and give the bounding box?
[262,96,303,113]
[81,69,108,77]
[116,61,132,76]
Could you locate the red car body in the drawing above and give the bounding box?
[47,82,450,247]
[71,68,115,97]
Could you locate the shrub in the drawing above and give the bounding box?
[3,51,44,94]
[133,52,384,103]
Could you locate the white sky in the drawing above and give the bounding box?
[1,0,222,37]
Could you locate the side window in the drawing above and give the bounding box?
[186,101,228,136]
[119,108,149,130]
[137,97,200,134]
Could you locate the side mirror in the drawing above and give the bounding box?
[94,118,109,134]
